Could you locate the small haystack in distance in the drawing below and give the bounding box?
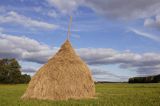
[21,39,95,100]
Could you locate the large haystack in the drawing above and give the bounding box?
[21,40,95,100]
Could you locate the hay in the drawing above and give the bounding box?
[21,40,95,100]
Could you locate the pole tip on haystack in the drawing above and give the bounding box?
[67,16,72,41]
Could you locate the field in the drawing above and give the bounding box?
[0,83,160,106]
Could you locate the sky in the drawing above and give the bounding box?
[0,0,160,82]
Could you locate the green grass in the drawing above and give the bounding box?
[0,83,160,106]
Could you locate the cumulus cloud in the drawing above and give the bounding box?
[144,15,160,29]
[78,48,160,66]
[46,0,160,20]
[0,32,56,63]
[45,0,160,33]
[0,11,58,30]
[0,33,160,76]
[77,48,160,75]
[85,0,160,20]
[46,0,82,14]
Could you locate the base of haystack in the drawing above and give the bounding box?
[21,95,96,101]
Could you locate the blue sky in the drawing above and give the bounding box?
[0,0,160,81]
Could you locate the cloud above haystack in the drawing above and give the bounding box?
[0,11,58,30]
[0,33,56,63]
[144,15,160,29]
[46,0,160,20]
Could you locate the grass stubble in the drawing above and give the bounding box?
[0,83,160,106]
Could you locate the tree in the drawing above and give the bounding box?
[0,58,31,84]
[0,59,8,83]
[20,74,31,83]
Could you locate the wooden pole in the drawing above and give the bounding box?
[67,16,72,40]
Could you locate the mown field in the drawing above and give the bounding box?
[0,83,160,106]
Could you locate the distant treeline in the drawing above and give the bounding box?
[128,74,160,83]
[0,58,31,84]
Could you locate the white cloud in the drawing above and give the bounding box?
[144,18,155,27]
[46,0,160,20]
[77,48,160,76]
[129,28,160,42]
[78,48,160,66]
[0,32,56,63]
[0,33,160,76]
[0,11,58,30]
[85,0,160,20]
[32,6,59,18]
[46,0,82,14]
[144,15,160,29]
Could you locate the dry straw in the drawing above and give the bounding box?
[21,40,95,100]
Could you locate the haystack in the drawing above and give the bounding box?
[21,40,95,100]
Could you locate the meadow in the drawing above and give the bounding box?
[0,83,160,106]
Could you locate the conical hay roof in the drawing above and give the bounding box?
[21,40,95,100]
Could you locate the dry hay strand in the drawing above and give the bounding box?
[21,40,95,100]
